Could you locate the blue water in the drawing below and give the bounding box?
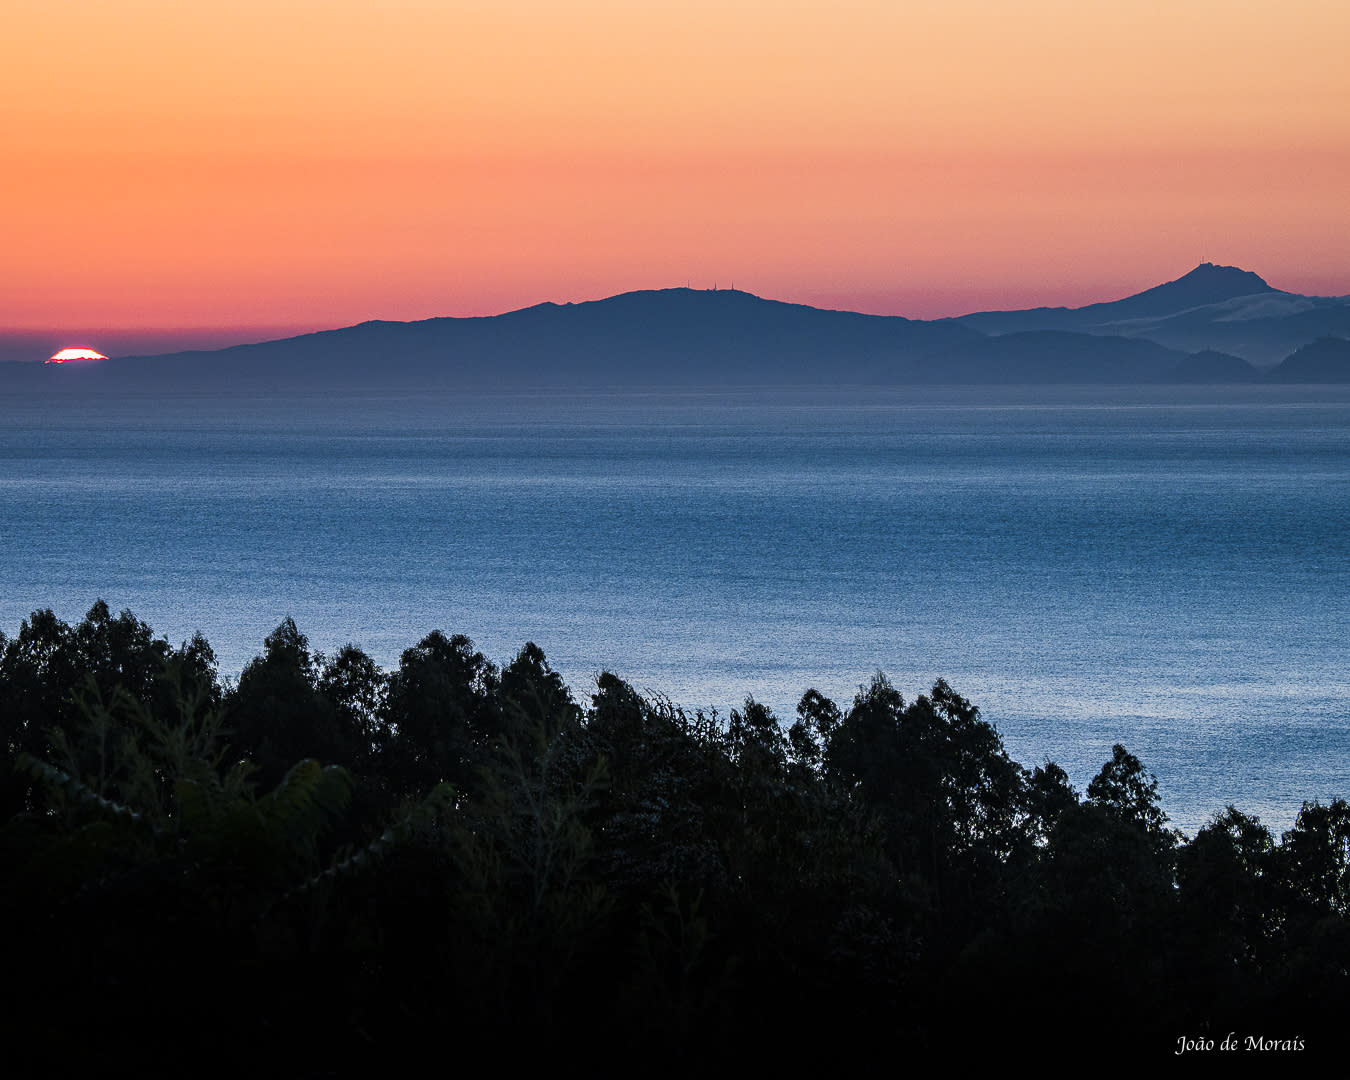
[3,384,1348,835]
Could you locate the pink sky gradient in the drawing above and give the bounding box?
[5,1,1348,332]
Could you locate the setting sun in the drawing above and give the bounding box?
[46,347,107,363]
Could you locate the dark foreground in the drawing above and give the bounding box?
[2,603,1342,1067]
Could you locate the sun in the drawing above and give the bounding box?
[46,347,107,364]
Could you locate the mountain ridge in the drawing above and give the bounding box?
[951,263,1349,362]
[5,266,1348,386]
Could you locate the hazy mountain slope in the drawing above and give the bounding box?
[955,263,1279,334]
[1270,336,1350,381]
[1165,350,1262,383]
[96,288,982,388]
[1074,263,1279,320]
[7,267,1349,388]
[914,330,1189,384]
[951,263,1350,364]
[1098,297,1350,364]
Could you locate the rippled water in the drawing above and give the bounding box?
[3,383,1348,834]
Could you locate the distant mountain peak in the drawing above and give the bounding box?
[1175,262,1274,292]
[1080,261,1281,322]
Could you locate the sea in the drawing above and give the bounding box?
[3,383,1348,836]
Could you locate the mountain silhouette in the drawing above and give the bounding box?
[1165,349,1262,383]
[1270,336,1350,381]
[25,288,981,389]
[953,264,1348,364]
[957,263,1278,330]
[1080,262,1278,320]
[915,330,1188,384]
[4,267,1348,387]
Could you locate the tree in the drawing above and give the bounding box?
[726,697,788,782]
[786,688,840,776]
[498,641,579,750]
[1174,806,1279,1017]
[823,672,904,793]
[227,618,339,788]
[382,630,502,797]
[1279,798,1350,917]
[824,675,1029,893]
[316,643,389,775]
[582,674,727,903]
[1,602,219,816]
[1086,743,1174,845]
[1024,760,1079,846]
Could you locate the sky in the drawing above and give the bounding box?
[4,0,1349,338]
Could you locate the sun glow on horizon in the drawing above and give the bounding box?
[46,347,107,363]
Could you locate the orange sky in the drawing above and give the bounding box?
[4,1,1349,332]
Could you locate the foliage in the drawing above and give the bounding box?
[3,604,1348,1062]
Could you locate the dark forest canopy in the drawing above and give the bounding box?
[2,603,1344,1066]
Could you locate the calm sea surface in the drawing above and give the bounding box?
[3,384,1348,835]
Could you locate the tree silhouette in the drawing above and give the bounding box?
[381,630,502,797]
[5,605,1350,1063]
